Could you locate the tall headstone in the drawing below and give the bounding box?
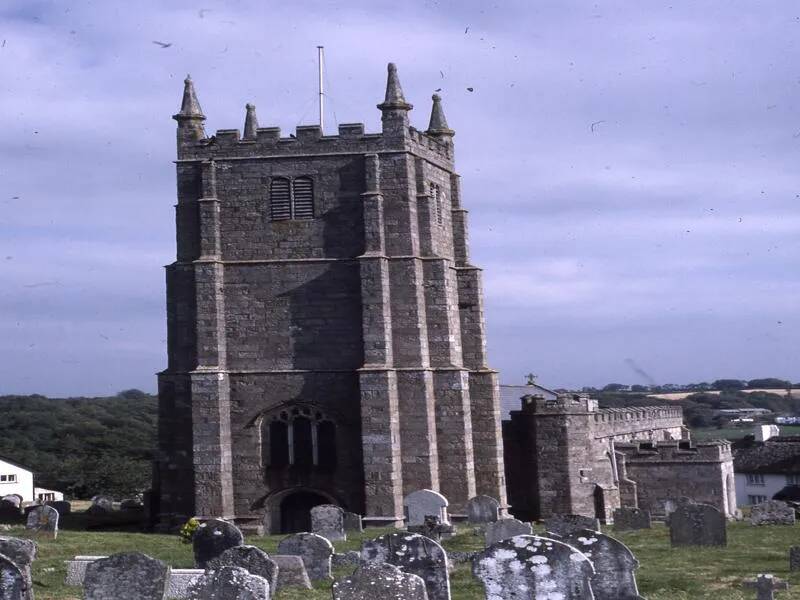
[613,507,651,531]
[473,534,595,600]
[310,504,346,542]
[466,495,500,524]
[544,514,601,537]
[207,545,278,598]
[789,546,800,572]
[743,574,789,600]
[484,518,532,546]
[0,537,37,600]
[343,512,363,533]
[403,490,449,527]
[332,562,429,600]
[192,518,244,568]
[0,553,26,600]
[749,500,796,526]
[25,505,58,539]
[361,532,450,600]
[83,552,170,600]
[270,555,312,590]
[669,503,727,547]
[187,565,269,600]
[561,529,644,600]
[276,532,333,581]
[87,495,114,515]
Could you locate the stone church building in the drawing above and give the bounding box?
[155,64,507,533]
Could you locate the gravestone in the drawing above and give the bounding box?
[749,500,796,526]
[361,532,450,600]
[120,499,144,511]
[83,552,170,600]
[65,555,106,587]
[669,503,727,547]
[613,507,652,531]
[403,489,449,527]
[343,512,363,533]
[310,504,346,542]
[561,529,644,600]
[0,553,27,600]
[276,532,333,581]
[25,505,58,539]
[87,495,114,515]
[167,569,205,599]
[484,517,532,546]
[0,501,20,521]
[192,518,244,568]
[187,565,269,600]
[207,545,278,598]
[46,501,71,516]
[473,534,595,600]
[270,555,312,590]
[0,537,36,600]
[0,497,20,509]
[466,495,500,524]
[743,574,789,600]
[332,562,429,600]
[662,497,694,522]
[789,546,800,572]
[545,514,601,537]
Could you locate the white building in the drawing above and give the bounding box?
[0,456,35,503]
[733,435,800,506]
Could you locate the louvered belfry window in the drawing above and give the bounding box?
[269,176,314,221]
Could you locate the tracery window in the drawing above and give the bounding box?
[269,177,314,221]
[262,406,337,470]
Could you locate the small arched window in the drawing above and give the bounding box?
[270,178,292,221]
[317,421,337,470]
[293,416,314,466]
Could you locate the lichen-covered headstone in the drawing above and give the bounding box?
[46,501,71,516]
[484,517,532,546]
[790,546,800,572]
[743,573,789,600]
[361,532,450,600]
[332,562,429,600]
[192,518,244,568]
[466,495,500,524]
[545,514,601,537]
[749,500,796,526]
[270,555,312,590]
[276,532,333,581]
[0,553,27,600]
[83,552,170,600]
[188,565,269,599]
[669,503,726,547]
[343,512,363,533]
[403,489,449,527]
[472,534,595,600]
[561,529,644,600]
[25,505,58,539]
[207,545,278,598]
[87,495,114,515]
[310,504,346,542]
[613,507,651,531]
[0,537,37,600]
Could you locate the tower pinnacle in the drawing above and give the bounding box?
[174,75,205,119]
[172,75,206,152]
[377,63,413,112]
[243,103,259,140]
[426,94,454,137]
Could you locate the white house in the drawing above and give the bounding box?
[0,456,35,503]
[733,435,800,506]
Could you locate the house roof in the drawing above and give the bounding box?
[0,455,33,473]
[499,383,558,420]
[733,436,800,474]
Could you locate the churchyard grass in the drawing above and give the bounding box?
[7,521,800,599]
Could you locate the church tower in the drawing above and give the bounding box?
[155,65,506,532]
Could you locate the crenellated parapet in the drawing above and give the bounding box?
[616,439,733,463]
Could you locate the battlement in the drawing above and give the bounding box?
[616,439,733,462]
[519,393,599,414]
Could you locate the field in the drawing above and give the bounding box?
[692,425,800,441]
[6,520,800,599]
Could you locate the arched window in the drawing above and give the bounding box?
[270,178,291,221]
[267,420,289,467]
[292,416,314,466]
[292,177,314,219]
[317,420,337,470]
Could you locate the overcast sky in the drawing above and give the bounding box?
[1,0,798,396]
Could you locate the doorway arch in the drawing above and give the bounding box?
[257,487,340,534]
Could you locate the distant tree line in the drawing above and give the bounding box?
[0,391,156,499]
[582,378,795,394]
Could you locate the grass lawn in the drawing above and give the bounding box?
[7,521,800,599]
[692,425,800,441]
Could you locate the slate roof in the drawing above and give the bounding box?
[499,383,558,420]
[733,436,800,474]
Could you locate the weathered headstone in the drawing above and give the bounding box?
[167,569,205,599]
[561,529,644,600]
[343,512,363,533]
[749,500,796,526]
[613,507,652,531]
[669,503,727,547]
[484,517,532,546]
[473,534,595,600]
[192,518,244,568]
[310,504,346,542]
[0,497,20,509]
[466,495,500,524]
[120,498,144,511]
[46,501,71,516]
[270,555,312,590]
[662,496,694,522]
[0,537,37,600]
[403,489,449,527]
[87,495,114,515]
[83,552,170,600]
[276,532,333,581]
[65,555,106,587]
[25,505,58,539]
[332,562,429,600]
[0,553,27,600]
[743,573,789,600]
[207,545,278,598]
[361,532,450,600]
[187,565,269,600]
[0,501,20,522]
[545,514,601,537]
[789,546,800,572]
